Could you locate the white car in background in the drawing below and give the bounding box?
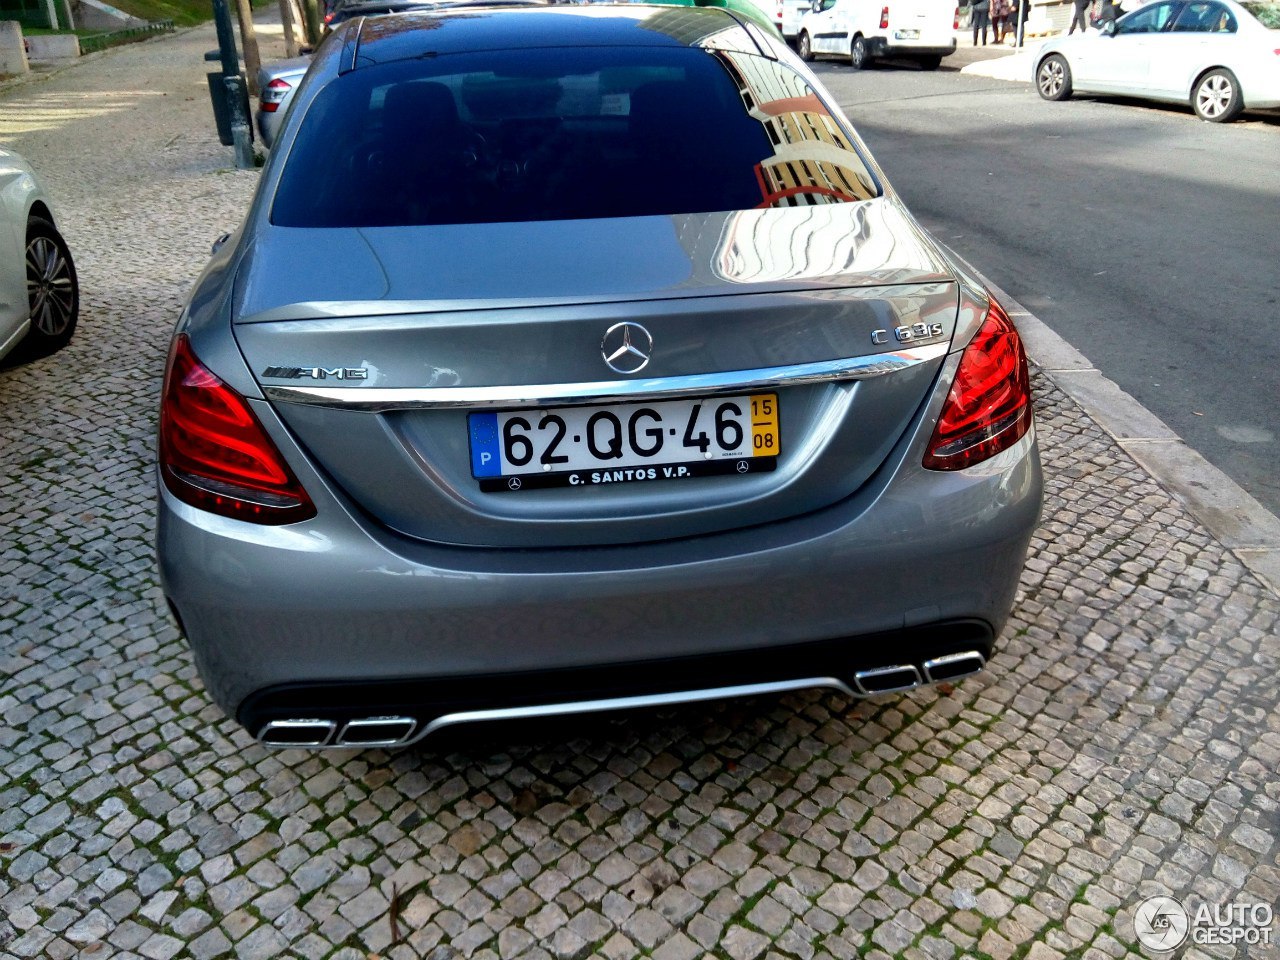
[796,0,958,68]
[781,0,814,38]
[1035,0,1280,121]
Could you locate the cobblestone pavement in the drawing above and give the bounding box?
[2,23,1278,960]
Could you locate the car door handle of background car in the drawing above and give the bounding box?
[261,342,951,412]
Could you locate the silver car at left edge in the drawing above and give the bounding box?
[156,5,1043,750]
[0,148,79,365]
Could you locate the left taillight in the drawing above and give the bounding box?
[922,297,1033,471]
[953,5,960,28]
[159,334,316,524]
[260,77,291,113]
[880,5,890,27]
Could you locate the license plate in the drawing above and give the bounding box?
[896,28,920,37]
[468,394,780,492]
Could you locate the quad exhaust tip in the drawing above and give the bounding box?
[258,716,418,748]
[336,716,417,747]
[853,650,987,696]
[922,651,986,684]
[258,719,337,747]
[853,664,923,696]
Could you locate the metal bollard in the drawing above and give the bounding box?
[224,74,255,170]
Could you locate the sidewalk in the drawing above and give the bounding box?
[942,24,1049,79]
[0,19,1277,960]
[961,47,1042,80]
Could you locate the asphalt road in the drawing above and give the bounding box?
[812,60,1280,518]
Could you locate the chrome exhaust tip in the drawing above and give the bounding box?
[335,716,417,747]
[922,651,986,684]
[853,664,923,696]
[259,719,336,747]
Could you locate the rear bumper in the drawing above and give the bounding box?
[240,620,996,746]
[158,422,1042,734]
[868,38,956,57]
[255,106,282,149]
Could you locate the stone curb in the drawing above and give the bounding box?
[953,253,1280,597]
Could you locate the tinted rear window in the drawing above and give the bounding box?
[271,44,879,227]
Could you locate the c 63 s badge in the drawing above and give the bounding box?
[871,322,944,345]
[261,366,368,380]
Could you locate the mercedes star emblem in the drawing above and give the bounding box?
[601,322,653,374]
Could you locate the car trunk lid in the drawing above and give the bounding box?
[233,201,961,547]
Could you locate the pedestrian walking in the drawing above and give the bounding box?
[1010,0,1030,42]
[971,0,991,44]
[992,0,1012,41]
[1098,0,1123,25]
[1068,0,1091,33]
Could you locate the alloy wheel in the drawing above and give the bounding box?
[1038,60,1064,98]
[26,234,76,337]
[1196,74,1232,119]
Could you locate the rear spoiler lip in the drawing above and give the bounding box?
[232,270,957,325]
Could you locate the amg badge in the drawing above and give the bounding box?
[261,366,369,380]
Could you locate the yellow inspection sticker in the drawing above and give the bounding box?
[750,393,781,456]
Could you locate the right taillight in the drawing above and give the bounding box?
[923,297,1032,471]
[953,5,960,28]
[159,334,316,524]
[260,77,291,113]
[880,5,890,27]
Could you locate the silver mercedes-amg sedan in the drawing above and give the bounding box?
[156,4,1042,749]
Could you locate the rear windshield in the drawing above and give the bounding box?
[1240,0,1280,25]
[271,45,880,227]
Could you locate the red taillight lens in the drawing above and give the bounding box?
[260,77,291,113]
[159,335,316,524]
[324,10,334,21]
[923,297,1032,471]
[880,6,890,27]
[954,5,960,28]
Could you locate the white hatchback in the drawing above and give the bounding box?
[1035,0,1280,121]
[796,0,958,69]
